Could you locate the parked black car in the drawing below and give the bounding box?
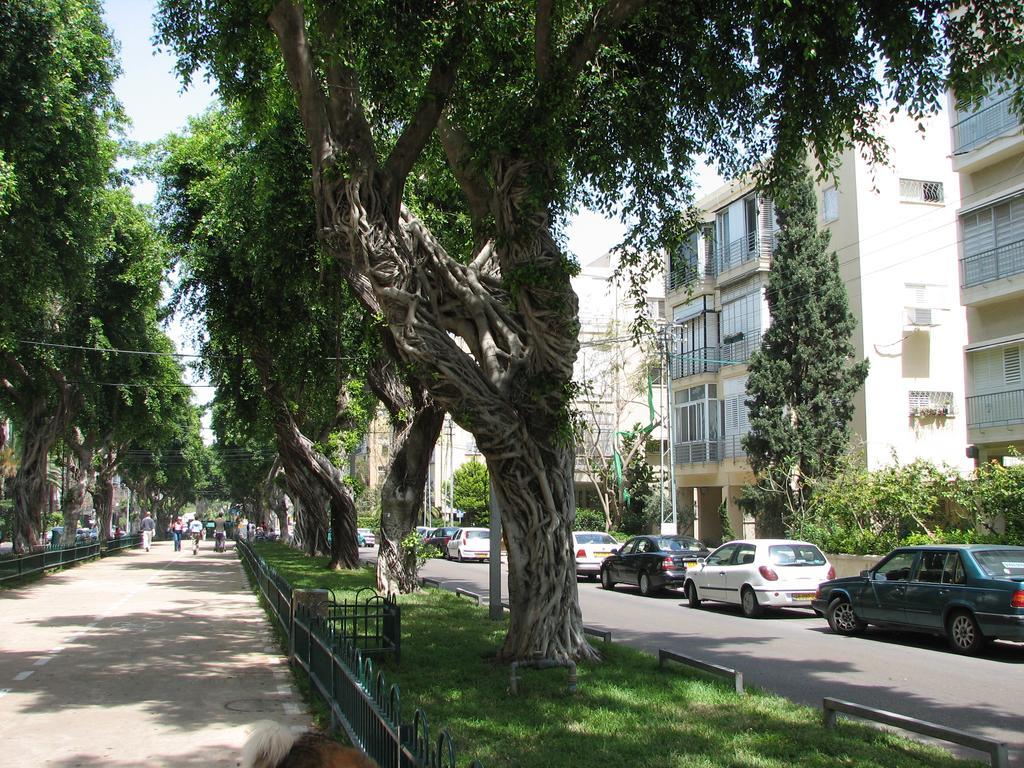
[422,527,460,556]
[812,544,1024,654]
[600,535,710,596]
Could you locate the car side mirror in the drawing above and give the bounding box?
[696,557,706,566]
[609,547,619,555]
[859,569,871,578]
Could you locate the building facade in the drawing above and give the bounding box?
[666,111,973,544]
[950,83,1024,466]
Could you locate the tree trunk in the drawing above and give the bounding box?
[11,397,66,552]
[377,403,445,595]
[61,428,94,546]
[93,468,116,545]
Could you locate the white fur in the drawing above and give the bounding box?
[241,720,300,768]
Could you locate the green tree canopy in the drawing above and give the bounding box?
[452,459,488,526]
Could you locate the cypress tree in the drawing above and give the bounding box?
[741,170,869,536]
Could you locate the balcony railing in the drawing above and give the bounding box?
[720,328,762,365]
[674,435,747,465]
[671,347,721,379]
[666,258,715,292]
[714,231,759,274]
[953,95,1022,154]
[960,238,1024,288]
[966,389,1024,429]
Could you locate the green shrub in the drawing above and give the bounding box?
[574,507,606,531]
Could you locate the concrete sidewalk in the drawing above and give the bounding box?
[0,539,310,767]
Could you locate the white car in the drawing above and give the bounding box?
[573,531,620,580]
[683,539,835,617]
[357,528,376,547]
[446,527,490,562]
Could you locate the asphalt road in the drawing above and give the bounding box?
[418,556,1024,766]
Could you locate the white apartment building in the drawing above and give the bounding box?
[573,251,668,524]
[950,83,1024,466]
[666,111,973,543]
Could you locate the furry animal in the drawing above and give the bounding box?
[241,721,378,768]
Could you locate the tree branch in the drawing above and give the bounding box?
[561,0,648,79]
[384,15,468,194]
[535,0,554,82]
[437,116,493,243]
[267,0,333,169]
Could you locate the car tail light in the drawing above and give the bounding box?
[576,548,586,558]
[815,586,823,600]
[662,556,675,571]
[758,565,779,581]
[826,566,835,580]
[1012,590,1024,609]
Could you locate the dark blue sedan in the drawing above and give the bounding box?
[812,544,1024,654]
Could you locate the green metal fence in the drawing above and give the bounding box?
[0,534,141,584]
[236,539,483,768]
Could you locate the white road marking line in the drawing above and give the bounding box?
[33,657,52,667]
[276,685,291,695]
[13,671,33,681]
[50,647,64,654]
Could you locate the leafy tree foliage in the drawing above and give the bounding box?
[452,459,488,526]
[742,170,869,536]
[155,0,1024,660]
[0,0,123,550]
[158,100,377,568]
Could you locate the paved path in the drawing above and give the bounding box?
[0,539,310,767]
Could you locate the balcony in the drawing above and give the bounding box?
[953,95,1021,155]
[671,347,721,379]
[666,259,715,293]
[960,239,1024,289]
[966,389,1024,429]
[674,435,748,465]
[720,328,762,366]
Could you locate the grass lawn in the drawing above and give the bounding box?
[249,542,982,768]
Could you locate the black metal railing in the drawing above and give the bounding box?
[236,539,481,768]
[0,534,141,584]
[966,389,1024,428]
[953,95,1022,154]
[961,239,1024,288]
[670,347,721,378]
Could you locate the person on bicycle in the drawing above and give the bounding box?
[213,514,226,552]
[188,517,204,554]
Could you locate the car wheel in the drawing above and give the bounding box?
[947,610,984,655]
[639,572,659,597]
[601,568,615,590]
[740,586,763,618]
[458,549,466,563]
[827,598,865,636]
[685,580,702,608]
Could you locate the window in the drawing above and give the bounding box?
[908,390,955,417]
[900,178,945,204]
[707,543,738,566]
[716,194,759,271]
[913,551,949,583]
[875,551,917,582]
[970,343,1024,394]
[822,186,839,223]
[960,193,1024,286]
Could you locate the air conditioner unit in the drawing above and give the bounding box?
[905,307,938,326]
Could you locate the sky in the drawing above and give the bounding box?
[101,1,721,439]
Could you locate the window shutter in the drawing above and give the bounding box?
[1005,346,1022,385]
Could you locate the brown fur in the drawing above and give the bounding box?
[241,721,377,768]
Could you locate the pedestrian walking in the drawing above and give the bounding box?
[171,516,184,551]
[214,514,226,552]
[140,511,156,552]
[188,516,204,554]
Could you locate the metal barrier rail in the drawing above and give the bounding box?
[237,540,479,767]
[658,649,745,695]
[823,698,1008,768]
[0,535,141,584]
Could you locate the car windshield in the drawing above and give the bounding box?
[971,550,1024,580]
[655,536,705,552]
[575,533,617,545]
[466,530,489,540]
[769,544,826,566]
